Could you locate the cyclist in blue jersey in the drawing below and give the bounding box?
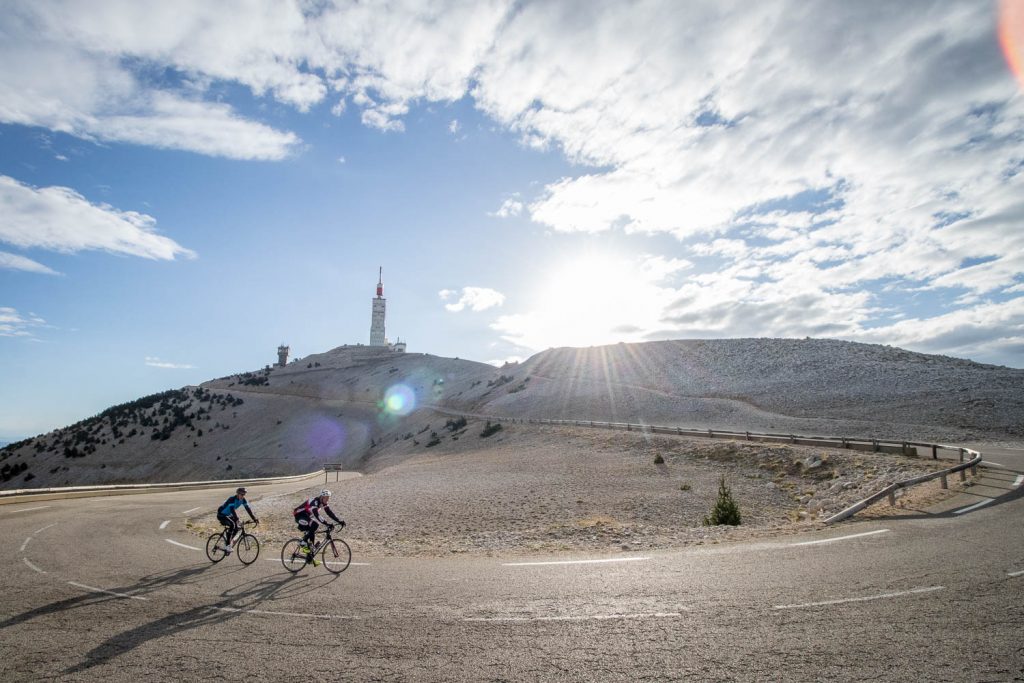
[293,489,344,564]
[216,487,259,554]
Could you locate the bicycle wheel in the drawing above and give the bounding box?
[206,532,228,563]
[236,532,260,565]
[281,538,307,573]
[321,538,351,574]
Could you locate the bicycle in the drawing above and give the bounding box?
[281,524,351,575]
[206,520,260,565]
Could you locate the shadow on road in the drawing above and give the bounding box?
[60,566,340,674]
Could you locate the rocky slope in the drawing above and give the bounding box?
[1,338,1021,490]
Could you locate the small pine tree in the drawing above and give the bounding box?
[703,475,742,526]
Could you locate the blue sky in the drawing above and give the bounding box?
[2,0,1024,440]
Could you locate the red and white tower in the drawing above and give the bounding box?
[369,267,386,346]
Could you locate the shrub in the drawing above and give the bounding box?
[426,437,441,448]
[480,421,503,438]
[703,476,742,526]
[654,453,665,464]
[679,482,691,491]
[445,416,467,432]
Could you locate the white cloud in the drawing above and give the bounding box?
[441,286,506,312]
[489,196,523,218]
[0,176,195,260]
[145,356,195,369]
[0,251,60,275]
[0,307,47,338]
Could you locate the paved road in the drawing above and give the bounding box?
[1,450,1022,681]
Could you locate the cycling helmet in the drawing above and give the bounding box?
[320,489,332,498]
[236,487,247,494]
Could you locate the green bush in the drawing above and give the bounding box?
[703,476,742,526]
[654,453,665,464]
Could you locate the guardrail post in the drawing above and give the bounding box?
[842,438,848,449]
[971,463,978,476]
[790,434,796,444]
[901,442,908,455]
[958,448,965,463]
[940,474,948,489]
[627,423,632,431]
[677,427,682,435]
[745,431,750,441]
[931,444,938,459]
[888,490,896,506]
[872,440,879,452]
[959,468,966,482]
[708,429,713,439]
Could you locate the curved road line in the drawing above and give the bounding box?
[789,529,889,546]
[773,586,944,610]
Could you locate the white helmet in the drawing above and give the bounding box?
[320,489,332,498]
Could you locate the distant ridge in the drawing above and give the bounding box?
[2,338,1022,490]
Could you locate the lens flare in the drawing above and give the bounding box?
[381,383,416,416]
[305,417,347,458]
[1000,0,1024,89]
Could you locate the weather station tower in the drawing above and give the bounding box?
[369,267,387,346]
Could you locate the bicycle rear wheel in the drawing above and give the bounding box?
[236,532,260,565]
[206,532,228,563]
[281,538,307,573]
[321,538,351,574]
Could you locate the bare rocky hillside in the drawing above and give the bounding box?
[2,338,1021,490]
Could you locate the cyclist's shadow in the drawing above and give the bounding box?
[61,564,342,674]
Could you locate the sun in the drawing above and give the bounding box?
[494,251,682,350]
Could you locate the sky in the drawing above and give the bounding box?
[2,0,1024,441]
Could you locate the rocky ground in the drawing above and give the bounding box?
[187,422,971,558]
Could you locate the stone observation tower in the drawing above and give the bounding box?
[369,267,386,346]
[277,344,289,367]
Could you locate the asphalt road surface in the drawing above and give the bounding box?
[1,449,1022,681]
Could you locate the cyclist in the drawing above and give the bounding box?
[293,489,345,564]
[216,487,259,555]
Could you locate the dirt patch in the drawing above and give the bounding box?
[186,422,973,557]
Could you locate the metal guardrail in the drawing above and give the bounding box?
[477,415,983,523]
[0,467,328,505]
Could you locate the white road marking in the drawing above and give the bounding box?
[34,522,57,535]
[68,581,148,601]
[464,611,685,623]
[4,506,51,514]
[952,498,994,515]
[159,520,170,530]
[19,537,31,552]
[982,461,1006,467]
[165,539,201,550]
[1013,475,1023,488]
[503,556,650,567]
[181,507,201,514]
[789,529,889,546]
[773,586,943,610]
[261,558,371,566]
[22,557,45,574]
[1008,570,1024,578]
[211,606,357,619]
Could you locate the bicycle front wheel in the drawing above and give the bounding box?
[236,533,260,565]
[206,532,228,563]
[322,538,351,574]
[281,538,306,573]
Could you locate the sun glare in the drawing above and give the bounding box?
[1000,0,1024,89]
[497,252,678,350]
